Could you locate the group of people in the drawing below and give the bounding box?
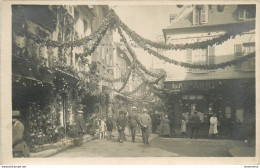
[180,112,219,139]
[116,107,151,144]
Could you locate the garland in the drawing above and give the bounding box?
[117,26,163,78]
[76,21,111,58]
[112,10,255,50]
[96,62,136,83]
[124,29,256,70]
[16,11,114,48]
[135,68,165,85]
[114,69,132,93]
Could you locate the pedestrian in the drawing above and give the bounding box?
[75,106,87,146]
[138,109,151,145]
[151,111,157,134]
[116,111,127,143]
[105,114,114,139]
[159,114,170,137]
[12,110,30,158]
[190,111,201,139]
[128,107,139,142]
[98,118,106,139]
[181,116,188,137]
[209,113,218,138]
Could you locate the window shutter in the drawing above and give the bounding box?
[208,46,215,65]
[193,8,199,25]
[200,6,206,23]
[187,49,192,63]
[235,44,243,58]
[234,44,243,69]
[187,49,192,72]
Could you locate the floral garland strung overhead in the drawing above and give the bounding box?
[112,10,255,50]
[135,68,165,85]
[96,61,136,83]
[116,26,164,78]
[114,69,132,93]
[17,11,115,48]
[122,28,256,70]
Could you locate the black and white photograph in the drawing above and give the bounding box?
[1,1,259,165]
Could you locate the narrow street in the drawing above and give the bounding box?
[51,133,237,157]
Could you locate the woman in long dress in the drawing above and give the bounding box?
[209,114,218,137]
[159,115,171,137]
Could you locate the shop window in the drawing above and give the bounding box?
[236,109,244,122]
[225,107,232,119]
[193,5,208,25]
[234,43,255,71]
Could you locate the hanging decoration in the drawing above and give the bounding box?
[111,10,255,50]
[217,5,225,12]
[114,69,132,93]
[122,27,256,70]
[116,26,164,78]
[16,11,115,48]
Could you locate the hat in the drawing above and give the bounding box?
[131,107,137,110]
[12,110,21,117]
[143,108,147,112]
[78,110,84,114]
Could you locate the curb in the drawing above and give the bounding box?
[30,135,94,158]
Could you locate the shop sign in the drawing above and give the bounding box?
[168,80,231,90]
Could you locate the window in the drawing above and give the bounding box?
[186,46,215,73]
[234,43,255,70]
[238,9,255,20]
[193,5,208,25]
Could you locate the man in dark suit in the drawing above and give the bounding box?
[190,111,201,139]
[75,106,87,146]
[116,111,127,143]
[128,107,139,142]
[105,114,114,139]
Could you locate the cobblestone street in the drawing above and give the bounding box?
[51,133,254,157]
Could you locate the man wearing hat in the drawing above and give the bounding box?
[128,107,139,142]
[138,108,151,144]
[12,110,30,157]
[190,111,201,139]
[75,105,87,146]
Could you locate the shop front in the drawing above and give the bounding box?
[164,78,255,140]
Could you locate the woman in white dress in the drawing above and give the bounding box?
[209,114,218,137]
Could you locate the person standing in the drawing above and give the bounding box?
[12,110,30,158]
[190,111,201,139]
[75,106,87,146]
[160,114,171,137]
[116,111,127,143]
[181,115,188,137]
[128,107,139,142]
[98,118,106,139]
[105,114,114,139]
[138,109,151,144]
[209,114,218,138]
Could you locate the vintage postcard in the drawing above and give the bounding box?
[1,0,259,165]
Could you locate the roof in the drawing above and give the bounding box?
[163,5,254,31]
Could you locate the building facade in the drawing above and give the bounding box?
[162,5,255,139]
[12,5,113,150]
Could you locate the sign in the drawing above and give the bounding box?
[165,79,231,91]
